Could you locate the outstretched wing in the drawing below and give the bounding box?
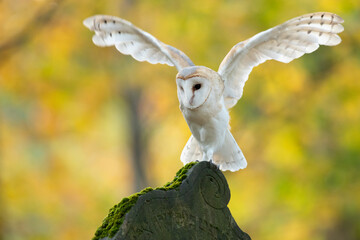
[83,15,194,71]
[218,12,344,108]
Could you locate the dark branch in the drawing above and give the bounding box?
[0,0,62,65]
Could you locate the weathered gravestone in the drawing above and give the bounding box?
[93,161,251,240]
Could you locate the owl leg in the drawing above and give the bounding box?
[202,149,214,162]
[202,149,221,169]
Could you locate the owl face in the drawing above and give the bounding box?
[176,66,221,110]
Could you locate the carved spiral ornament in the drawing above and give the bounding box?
[200,169,230,209]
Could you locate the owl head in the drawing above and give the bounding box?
[176,66,224,110]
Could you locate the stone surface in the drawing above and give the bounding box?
[96,161,251,240]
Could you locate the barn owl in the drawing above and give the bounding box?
[83,12,344,171]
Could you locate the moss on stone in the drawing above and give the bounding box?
[92,161,198,240]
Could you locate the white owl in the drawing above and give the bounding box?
[83,12,344,171]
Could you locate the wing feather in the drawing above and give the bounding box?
[83,15,194,71]
[218,12,344,108]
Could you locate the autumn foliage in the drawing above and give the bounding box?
[0,0,359,239]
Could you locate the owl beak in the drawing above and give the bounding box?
[189,95,195,106]
[185,92,194,106]
[186,94,198,110]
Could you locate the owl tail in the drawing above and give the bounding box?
[214,130,247,172]
[180,135,203,165]
[180,130,247,172]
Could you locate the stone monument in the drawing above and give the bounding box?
[93,161,251,240]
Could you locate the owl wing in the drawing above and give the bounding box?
[83,15,194,71]
[218,12,344,109]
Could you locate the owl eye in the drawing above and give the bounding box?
[180,86,184,92]
[193,84,202,91]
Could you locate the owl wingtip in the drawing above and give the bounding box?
[83,16,95,29]
[334,13,345,23]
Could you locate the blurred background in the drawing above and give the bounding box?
[0,0,359,239]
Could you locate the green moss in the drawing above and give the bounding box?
[92,161,198,240]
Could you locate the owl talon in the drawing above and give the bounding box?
[208,159,219,168]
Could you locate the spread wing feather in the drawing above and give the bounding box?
[83,15,194,71]
[218,12,344,108]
